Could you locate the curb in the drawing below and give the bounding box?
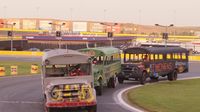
[115,85,144,112]
[116,76,200,112]
[0,74,40,79]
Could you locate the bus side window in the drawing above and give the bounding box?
[182,53,186,59]
[159,54,163,60]
[104,56,108,65]
[167,54,171,59]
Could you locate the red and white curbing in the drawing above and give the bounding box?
[116,76,200,112]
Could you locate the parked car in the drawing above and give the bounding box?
[43,49,52,52]
[28,48,40,51]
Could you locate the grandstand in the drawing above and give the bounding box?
[0,18,200,50]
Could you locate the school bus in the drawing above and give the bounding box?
[118,47,189,84]
[79,47,121,96]
[42,49,96,112]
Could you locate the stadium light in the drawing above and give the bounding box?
[100,22,118,47]
[1,22,16,51]
[155,24,174,47]
[49,22,66,49]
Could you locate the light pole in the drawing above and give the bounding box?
[100,23,118,47]
[49,22,66,49]
[1,22,16,51]
[155,24,174,47]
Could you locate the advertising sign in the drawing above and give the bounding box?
[6,19,20,29]
[73,22,87,32]
[23,20,36,29]
[89,23,104,32]
[106,24,121,33]
[39,20,52,30]
[0,67,5,76]
[0,19,4,28]
[11,66,18,75]
[31,64,39,74]
[121,24,135,33]
[54,21,70,32]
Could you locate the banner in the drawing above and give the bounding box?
[11,66,18,75]
[6,19,20,29]
[54,21,70,32]
[23,20,36,30]
[89,23,105,32]
[39,20,52,30]
[0,67,5,76]
[31,64,39,74]
[106,24,121,33]
[0,19,4,28]
[73,22,87,32]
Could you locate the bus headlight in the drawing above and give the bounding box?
[50,86,62,99]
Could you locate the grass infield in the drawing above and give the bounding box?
[128,79,200,112]
[0,61,41,76]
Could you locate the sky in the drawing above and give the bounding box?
[0,0,200,26]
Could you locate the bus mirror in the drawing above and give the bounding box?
[45,59,50,65]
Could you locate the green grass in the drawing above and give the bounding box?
[128,79,200,112]
[0,61,41,76]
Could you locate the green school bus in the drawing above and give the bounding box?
[79,47,121,96]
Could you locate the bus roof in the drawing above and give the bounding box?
[124,47,188,54]
[42,49,90,65]
[79,47,120,56]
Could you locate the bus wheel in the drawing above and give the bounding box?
[140,72,147,85]
[118,76,124,84]
[172,70,177,81]
[96,79,103,96]
[168,70,177,81]
[45,107,54,112]
[87,105,97,112]
[167,73,173,81]
[110,77,116,88]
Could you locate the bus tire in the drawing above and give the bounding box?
[140,72,147,85]
[172,70,177,81]
[110,77,116,88]
[167,73,173,81]
[150,77,159,81]
[45,107,54,112]
[168,70,177,81]
[118,77,124,84]
[87,105,97,112]
[107,78,112,88]
[96,79,103,96]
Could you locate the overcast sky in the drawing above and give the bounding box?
[0,0,199,26]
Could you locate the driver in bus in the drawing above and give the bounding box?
[92,58,97,64]
[143,54,149,61]
[69,65,86,76]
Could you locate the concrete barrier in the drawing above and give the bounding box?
[188,55,200,61]
[0,51,44,57]
[0,51,199,61]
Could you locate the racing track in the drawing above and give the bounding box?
[0,56,199,112]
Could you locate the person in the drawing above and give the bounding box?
[92,58,97,64]
[143,54,149,61]
[69,65,86,76]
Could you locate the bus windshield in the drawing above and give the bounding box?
[45,63,91,77]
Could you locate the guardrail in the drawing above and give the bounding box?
[0,51,44,56]
[0,51,199,61]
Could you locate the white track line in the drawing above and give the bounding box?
[0,100,43,104]
[116,76,200,112]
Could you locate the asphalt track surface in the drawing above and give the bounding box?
[0,56,199,112]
